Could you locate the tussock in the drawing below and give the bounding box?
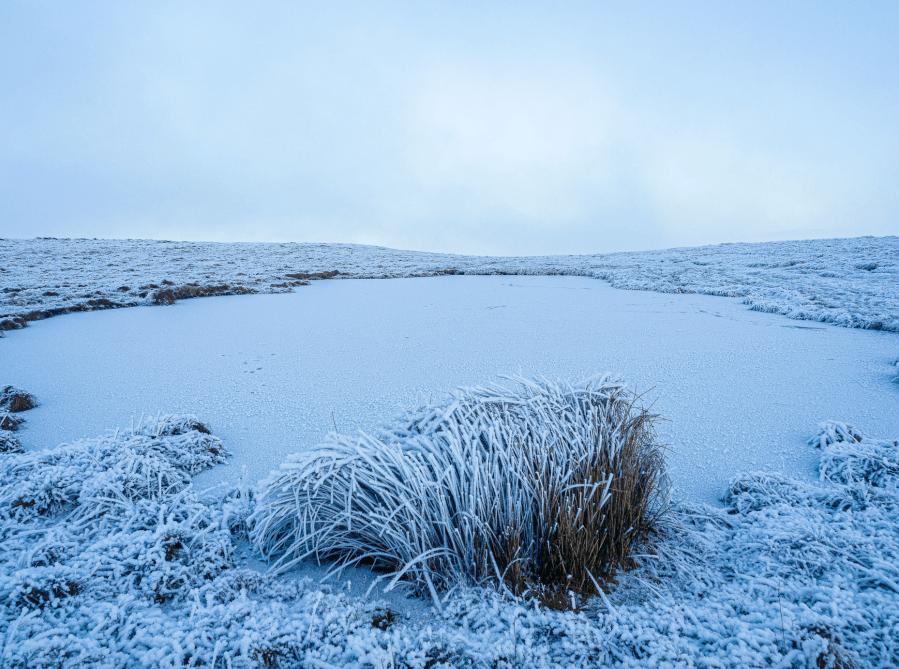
[0,388,36,452]
[152,283,255,306]
[285,270,340,280]
[1,386,37,413]
[250,376,668,605]
[1,412,23,432]
[812,420,899,489]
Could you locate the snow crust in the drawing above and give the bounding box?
[2,412,898,667]
[2,235,897,332]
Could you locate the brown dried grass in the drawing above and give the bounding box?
[1,387,37,413]
[152,284,256,306]
[0,414,23,431]
[253,377,669,610]
[284,270,339,280]
[492,396,666,602]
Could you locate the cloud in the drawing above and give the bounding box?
[1,1,897,254]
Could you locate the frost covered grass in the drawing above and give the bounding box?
[250,377,667,608]
[0,430,21,454]
[151,283,257,306]
[0,386,37,413]
[0,412,24,432]
[2,235,897,333]
[0,386,36,454]
[1,405,899,666]
[0,414,225,522]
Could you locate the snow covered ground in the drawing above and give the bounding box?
[2,404,898,667]
[1,236,899,667]
[2,275,898,507]
[2,235,898,332]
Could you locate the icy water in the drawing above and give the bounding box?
[3,275,898,504]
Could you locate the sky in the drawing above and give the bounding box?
[1,1,897,256]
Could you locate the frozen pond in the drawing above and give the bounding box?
[2,275,898,504]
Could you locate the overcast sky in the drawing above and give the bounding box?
[1,1,897,255]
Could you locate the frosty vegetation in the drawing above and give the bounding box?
[0,386,37,454]
[251,377,667,608]
[1,391,898,667]
[2,235,897,333]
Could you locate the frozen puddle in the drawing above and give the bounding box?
[2,275,897,504]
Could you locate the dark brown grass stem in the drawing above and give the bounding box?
[493,396,666,601]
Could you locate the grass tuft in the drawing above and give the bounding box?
[0,413,229,520]
[1,386,38,413]
[0,429,22,453]
[284,270,340,280]
[0,412,24,431]
[152,283,256,306]
[13,573,82,609]
[251,375,668,607]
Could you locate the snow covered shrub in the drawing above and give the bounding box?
[251,375,668,605]
[0,386,37,413]
[0,415,238,605]
[0,429,22,454]
[693,421,899,667]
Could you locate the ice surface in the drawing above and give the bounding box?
[2,276,897,505]
[2,235,898,332]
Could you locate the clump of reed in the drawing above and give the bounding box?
[251,375,668,608]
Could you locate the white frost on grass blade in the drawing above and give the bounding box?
[0,414,226,521]
[250,375,667,603]
[2,235,897,332]
[2,412,899,667]
[0,416,236,612]
[0,429,21,454]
